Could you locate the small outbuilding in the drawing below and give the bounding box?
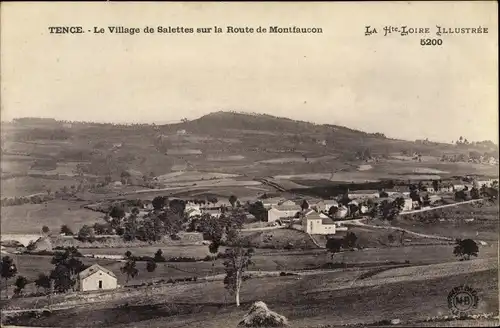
[77,264,118,292]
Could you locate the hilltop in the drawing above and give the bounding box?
[1,111,498,203]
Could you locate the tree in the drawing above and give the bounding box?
[77,225,95,242]
[146,260,157,293]
[42,226,50,234]
[455,190,467,202]
[248,201,267,221]
[34,273,51,293]
[50,247,86,292]
[343,232,358,249]
[326,238,342,260]
[1,256,18,296]
[168,199,186,215]
[123,214,139,241]
[153,249,165,262]
[378,200,401,221]
[222,235,254,307]
[379,190,389,198]
[158,209,183,237]
[109,205,126,220]
[14,276,28,296]
[328,206,339,217]
[453,239,479,260]
[152,196,167,211]
[432,180,439,192]
[93,222,109,235]
[121,258,138,283]
[146,260,157,273]
[338,193,351,207]
[393,197,405,212]
[422,194,431,206]
[470,187,480,200]
[60,225,74,236]
[229,195,238,208]
[207,196,218,204]
[300,200,309,211]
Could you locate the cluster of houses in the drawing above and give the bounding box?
[134,178,499,237]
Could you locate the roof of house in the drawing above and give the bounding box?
[321,218,336,225]
[349,190,379,194]
[304,209,317,216]
[203,209,222,215]
[279,200,298,206]
[315,199,339,206]
[305,212,324,220]
[271,204,301,211]
[78,264,116,280]
[260,197,284,204]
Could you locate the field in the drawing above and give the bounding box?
[1,176,79,198]
[3,259,498,328]
[391,201,500,241]
[78,245,218,258]
[1,114,499,327]
[1,200,104,234]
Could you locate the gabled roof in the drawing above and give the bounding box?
[315,199,338,206]
[271,204,301,211]
[78,264,116,280]
[305,212,324,220]
[349,190,379,194]
[321,218,336,225]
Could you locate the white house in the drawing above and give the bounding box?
[313,199,339,212]
[348,190,380,199]
[302,212,336,235]
[186,207,202,218]
[260,197,285,209]
[402,198,413,212]
[476,179,498,188]
[77,264,117,292]
[329,205,349,219]
[267,202,301,222]
[202,209,223,219]
[439,185,454,193]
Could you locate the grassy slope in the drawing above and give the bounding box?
[4,260,498,328]
[391,201,500,241]
[1,200,104,234]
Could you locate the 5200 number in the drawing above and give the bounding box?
[420,38,443,46]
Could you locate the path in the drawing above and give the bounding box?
[399,199,483,216]
[345,220,454,241]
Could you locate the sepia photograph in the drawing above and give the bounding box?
[0,1,498,327]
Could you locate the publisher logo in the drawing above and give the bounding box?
[447,285,479,316]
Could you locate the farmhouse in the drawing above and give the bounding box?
[330,205,349,219]
[260,197,285,209]
[77,264,117,292]
[402,198,413,211]
[453,184,466,191]
[302,212,336,235]
[267,202,301,222]
[476,179,499,188]
[202,209,223,219]
[186,207,202,218]
[348,190,379,199]
[313,199,339,212]
[439,184,454,193]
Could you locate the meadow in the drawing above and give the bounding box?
[1,200,104,234]
[3,259,497,328]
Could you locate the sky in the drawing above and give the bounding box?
[1,2,498,143]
